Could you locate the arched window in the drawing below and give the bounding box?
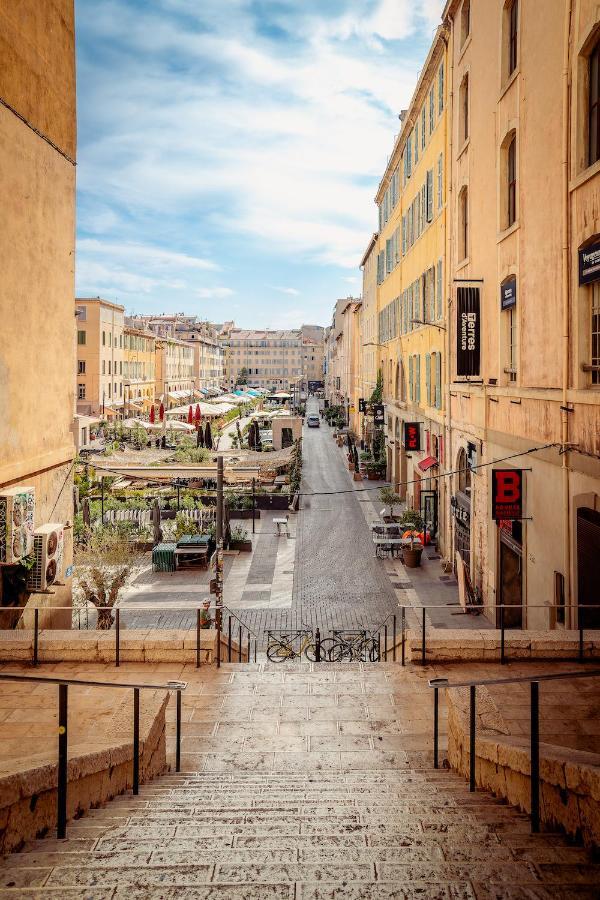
[460,0,470,47]
[590,37,600,166]
[459,74,469,143]
[507,0,518,75]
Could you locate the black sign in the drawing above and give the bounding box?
[456,287,480,376]
[579,241,600,285]
[403,421,421,451]
[358,398,366,413]
[373,404,384,426]
[491,469,523,521]
[451,495,470,526]
[500,276,516,310]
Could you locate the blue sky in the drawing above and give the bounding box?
[75,0,444,328]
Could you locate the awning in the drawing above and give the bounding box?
[418,456,439,473]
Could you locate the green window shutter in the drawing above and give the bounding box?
[435,352,442,408]
[409,356,414,401]
[416,355,421,403]
[426,353,431,406]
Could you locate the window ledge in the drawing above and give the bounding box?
[458,34,472,63]
[570,157,600,193]
[456,255,471,272]
[457,137,470,161]
[498,67,520,102]
[497,221,519,244]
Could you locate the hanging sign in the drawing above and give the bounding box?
[358,398,366,413]
[456,287,481,376]
[500,276,517,310]
[403,421,421,451]
[373,404,385,426]
[579,241,600,285]
[491,469,523,521]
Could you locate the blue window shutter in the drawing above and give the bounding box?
[416,355,421,403]
[426,353,431,406]
[435,352,442,408]
[409,356,413,401]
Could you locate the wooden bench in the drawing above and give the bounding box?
[273,516,290,536]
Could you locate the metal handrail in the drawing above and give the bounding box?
[0,671,186,841]
[427,668,600,834]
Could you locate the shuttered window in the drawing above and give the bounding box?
[409,356,414,401]
[435,352,442,408]
[426,169,434,222]
[426,353,431,406]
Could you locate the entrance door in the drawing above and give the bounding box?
[577,508,600,628]
[499,534,522,628]
[421,490,438,540]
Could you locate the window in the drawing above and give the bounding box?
[507,133,517,226]
[102,360,106,375]
[426,169,434,222]
[78,360,85,374]
[438,63,444,113]
[77,330,86,345]
[460,0,470,47]
[429,87,435,133]
[415,355,421,403]
[507,307,517,382]
[426,353,432,406]
[434,352,442,408]
[108,360,111,376]
[421,106,426,149]
[437,153,443,210]
[77,383,86,400]
[590,39,600,166]
[414,120,419,163]
[592,282,600,386]
[460,74,469,143]
[508,0,518,76]
[459,187,469,260]
[108,383,112,398]
[102,330,106,346]
[436,259,443,319]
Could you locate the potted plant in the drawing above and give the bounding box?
[379,487,401,522]
[229,525,252,552]
[399,509,425,568]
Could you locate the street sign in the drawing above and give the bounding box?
[403,422,421,451]
[65,565,73,578]
[358,398,366,413]
[491,469,523,520]
[456,287,481,376]
[373,404,384,426]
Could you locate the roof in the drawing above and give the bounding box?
[360,233,379,268]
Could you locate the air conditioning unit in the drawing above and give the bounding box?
[0,487,35,565]
[28,523,64,592]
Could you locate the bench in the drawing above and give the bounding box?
[273,516,290,536]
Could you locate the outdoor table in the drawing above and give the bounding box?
[152,542,177,572]
[177,534,210,547]
[372,536,406,559]
[174,546,209,569]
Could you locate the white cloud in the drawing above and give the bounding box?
[272,286,301,296]
[195,287,235,298]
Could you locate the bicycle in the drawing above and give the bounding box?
[266,628,335,662]
[327,629,380,662]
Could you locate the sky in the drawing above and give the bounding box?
[75,0,444,329]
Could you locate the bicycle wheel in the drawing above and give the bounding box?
[267,642,292,662]
[327,641,353,662]
[368,639,381,662]
[304,638,335,661]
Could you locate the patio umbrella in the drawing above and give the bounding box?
[197,425,205,448]
[149,405,155,424]
[188,405,193,424]
[204,421,213,450]
[152,499,162,546]
[195,404,201,425]
[248,420,256,450]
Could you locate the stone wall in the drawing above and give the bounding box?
[0,691,168,855]
[406,628,600,663]
[446,689,600,849]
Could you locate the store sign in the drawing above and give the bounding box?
[579,241,600,285]
[404,421,421,451]
[456,287,481,376]
[358,398,366,413]
[491,469,523,521]
[451,495,470,526]
[500,276,517,310]
[373,404,385,426]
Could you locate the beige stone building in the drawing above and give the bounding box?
[155,338,195,408]
[324,298,362,426]
[174,320,225,394]
[220,327,305,392]
[443,0,600,629]
[76,299,125,418]
[123,321,157,415]
[0,1,76,621]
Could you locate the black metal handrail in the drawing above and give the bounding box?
[428,669,600,833]
[0,672,186,841]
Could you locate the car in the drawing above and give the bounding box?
[306,414,320,428]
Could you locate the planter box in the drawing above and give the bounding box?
[255,494,290,510]
[366,471,384,480]
[230,540,252,552]
[229,509,261,519]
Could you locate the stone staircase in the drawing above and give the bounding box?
[1,661,599,898]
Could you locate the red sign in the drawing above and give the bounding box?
[404,422,421,451]
[492,469,523,520]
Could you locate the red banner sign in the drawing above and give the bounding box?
[404,422,421,452]
[492,469,523,520]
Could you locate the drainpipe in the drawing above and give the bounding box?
[444,22,454,567]
[561,0,573,626]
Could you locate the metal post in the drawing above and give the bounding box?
[216,620,221,668]
[433,687,439,769]
[101,476,105,525]
[57,684,68,839]
[33,608,39,667]
[377,632,381,661]
[422,608,426,665]
[384,625,388,661]
[177,482,180,511]
[252,477,256,535]
[469,685,476,792]
[254,641,257,663]
[115,608,120,668]
[530,681,540,832]
[401,608,405,667]
[196,609,201,668]
[579,623,584,663]
[500,604,506,665]
[315,628,321,662]
[176,690,182,773]
[238,625,242,662]
[392,614,397,663]
[215,456,224,632]
[133,688,140,795]
[247,631,250,663]
[228,618,232,662]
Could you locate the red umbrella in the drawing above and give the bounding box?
[159,402,165,422]
[188,405,193,424]
[195,403,201,424]
[149,405,155,424]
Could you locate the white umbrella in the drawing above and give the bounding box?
[122,418,152,429]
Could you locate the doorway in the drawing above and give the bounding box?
[577,507,600,628]
[498,529,522,628]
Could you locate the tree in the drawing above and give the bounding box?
[237,367,249,386]
[370,369,383,404]
[76,528,133,629]
[379,487,401,519]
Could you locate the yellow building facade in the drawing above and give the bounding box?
[123,323,156,415]
[373,26,449,549]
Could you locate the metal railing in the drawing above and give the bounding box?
[0,604,257,669]
[0,671,186,840]
[428,668,600,833]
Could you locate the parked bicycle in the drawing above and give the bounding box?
[327,629,380,662]
[266,628,335,662]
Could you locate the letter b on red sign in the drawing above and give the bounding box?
[492,469,523,520]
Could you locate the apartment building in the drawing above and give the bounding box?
[357,234,380,438]
[0,1,76,621]
[123,320,156,415]
[443,0,600,628]
[220,327,306,391]
[155,338,195,407]
[300,325,325,392]
[174,320,225,394]
[76,299,125,418]
[374,25,448,548]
